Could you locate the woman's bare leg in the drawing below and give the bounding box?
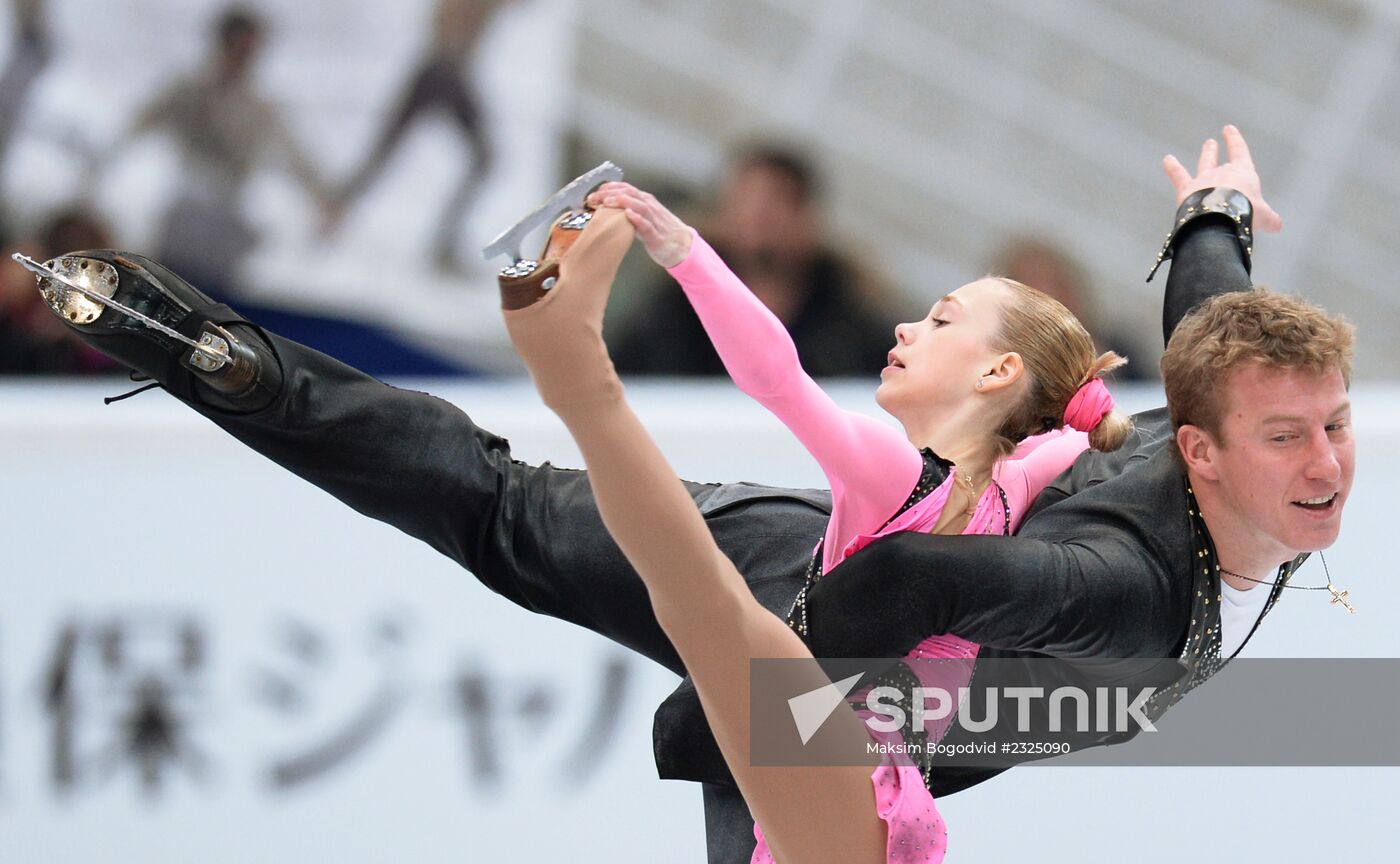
[501,206,886,864]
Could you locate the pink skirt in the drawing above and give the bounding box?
[749,635,974,863]
[749,759,948,863]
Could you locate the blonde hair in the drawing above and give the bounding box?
[988,278,1132,456]
[1161,288,1355,443]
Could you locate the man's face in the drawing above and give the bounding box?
[1201,363,1353,562]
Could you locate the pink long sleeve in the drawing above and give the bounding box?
[666,231,921,558]
[994,427,1091,529]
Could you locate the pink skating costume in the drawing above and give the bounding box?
[666,231,1093,864]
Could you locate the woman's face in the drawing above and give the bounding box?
[875,278,1012,420]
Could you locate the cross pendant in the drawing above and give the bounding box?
[1328,585,1355,614]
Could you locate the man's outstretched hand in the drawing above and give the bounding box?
[1163,124,1283,233]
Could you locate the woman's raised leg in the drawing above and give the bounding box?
[502,205,891,864]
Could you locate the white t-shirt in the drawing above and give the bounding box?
[1219,578,1272,658]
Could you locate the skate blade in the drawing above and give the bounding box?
[11,252,233,369]
[481,161,623,265]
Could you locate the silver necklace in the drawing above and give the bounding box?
[1219,553,1353,614]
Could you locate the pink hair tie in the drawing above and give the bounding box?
[1063,378,1114,432]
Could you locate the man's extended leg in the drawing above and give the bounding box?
[22,249,827,675]
[186,330,827,674]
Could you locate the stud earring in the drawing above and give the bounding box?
[975,380,984,390]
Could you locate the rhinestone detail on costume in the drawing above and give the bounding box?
[1142,485,1300,720]
[785,449,1011,639]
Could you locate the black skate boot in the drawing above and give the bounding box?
[13,250,281,411]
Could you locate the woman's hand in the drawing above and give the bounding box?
[586,181,693,268]
[1163,124,1283,233]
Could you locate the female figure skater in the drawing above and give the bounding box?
[499,179,1129,862]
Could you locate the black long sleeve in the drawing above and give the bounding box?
[1162,215,1252,346]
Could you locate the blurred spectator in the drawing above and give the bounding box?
[93,4,333,294]
[329,0,512,272]
[0,0,49,162]
[611,144,894,377]
[1,208,121,374]
[991,236,1154,381]
[0,0,52,234]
